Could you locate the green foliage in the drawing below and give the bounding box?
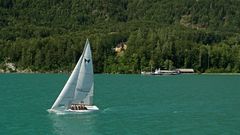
[1,0,240,73]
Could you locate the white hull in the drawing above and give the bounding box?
[48,105,99,114]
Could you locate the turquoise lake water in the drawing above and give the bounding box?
[0,74,240,135]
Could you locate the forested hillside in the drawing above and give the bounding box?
[1,0,240,73]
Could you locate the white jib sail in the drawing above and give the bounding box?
[51,39,93,110]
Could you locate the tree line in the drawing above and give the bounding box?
[1,0,240,73]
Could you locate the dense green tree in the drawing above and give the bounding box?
[1,0,240,73]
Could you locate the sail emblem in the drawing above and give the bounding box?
[76,88,82,91]
[85,58,90,63]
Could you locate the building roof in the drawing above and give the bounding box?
[177,69,194,73]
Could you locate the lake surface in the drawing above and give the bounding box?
[0,74,240,135]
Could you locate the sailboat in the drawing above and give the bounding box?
[48,39,99,113]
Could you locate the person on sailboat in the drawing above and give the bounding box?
[72,104,76,110]
[80,101,88,110]
[72,104,77,110]
[70,104,74,110]
[78,104,81,110]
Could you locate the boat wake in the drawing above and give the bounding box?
[101,105,179,115]
[102,108,113,113]
[47,109,66,115]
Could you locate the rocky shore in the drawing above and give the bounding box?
[0,62,39,73]
[0,62,67,73]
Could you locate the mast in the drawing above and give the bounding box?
[73,39,94,105]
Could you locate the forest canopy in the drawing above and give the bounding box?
[1,0,240,73]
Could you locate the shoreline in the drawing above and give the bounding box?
[0,69,69,74]
[201,73,240,75]
[0,70,240,75]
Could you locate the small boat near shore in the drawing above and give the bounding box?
[141,68,180,75]
[141,68,194,75]
[151,68,180,75]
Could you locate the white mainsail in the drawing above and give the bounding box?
[51,39,94,110]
